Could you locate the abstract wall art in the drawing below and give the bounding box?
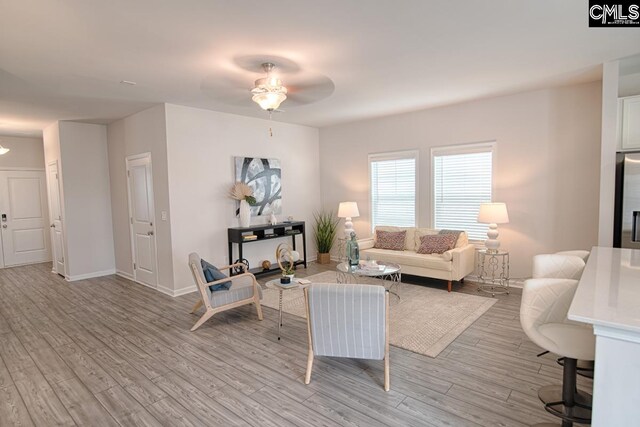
[234,157,282,216]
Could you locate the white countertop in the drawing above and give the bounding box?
[568,246,640,334]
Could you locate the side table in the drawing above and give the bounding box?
[476,249,510,297]
[264,279,309,340]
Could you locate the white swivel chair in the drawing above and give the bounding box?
[532,253,586,281]
[532,251,594,379]
[521,277,594,426]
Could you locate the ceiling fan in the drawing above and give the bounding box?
[200,55,335,115]
[250,62,288,113]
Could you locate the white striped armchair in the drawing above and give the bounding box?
[303,283,390,391]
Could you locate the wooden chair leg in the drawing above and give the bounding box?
[254,295,263,321]
[447,281,452,292]
[384,356,390,392]
[304,350,314,385]
[190,299,203,314]
[190,309,215,332]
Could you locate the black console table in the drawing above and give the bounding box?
[227,221,307,277]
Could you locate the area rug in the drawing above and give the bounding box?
[261,271,497,358]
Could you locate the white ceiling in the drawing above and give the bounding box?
[1,0,640,137]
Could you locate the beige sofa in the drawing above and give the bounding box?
[359,226,476,292]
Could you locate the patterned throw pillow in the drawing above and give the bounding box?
[417,234,458,254]
[374,230,407,251]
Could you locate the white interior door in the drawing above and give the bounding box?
[126,154,158,287]
[0,170,51,267]
[47,162,65,275]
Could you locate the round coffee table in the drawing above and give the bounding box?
[336,261,401,300]
[264,278,309,340]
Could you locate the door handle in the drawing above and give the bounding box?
[2,225,6,229]
[147,231,154,236]
[50,224,55,228]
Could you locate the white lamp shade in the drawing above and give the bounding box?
[477,202,509,224]
[338,202,360,218]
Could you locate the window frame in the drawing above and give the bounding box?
[368,150,419,233]
[430,141,496,242]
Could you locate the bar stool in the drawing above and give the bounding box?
[520,277,595,426]
[532,252,594,379]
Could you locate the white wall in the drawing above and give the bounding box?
[165,104,321,295]
[0,136,45,169]
[598,62,619,246]
[43,121,115,279]
[320,81,602,279]
[58,122,115,279]
[107,104,174,292]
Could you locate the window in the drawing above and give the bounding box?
[432,143,494,241]
[369,151,417,231]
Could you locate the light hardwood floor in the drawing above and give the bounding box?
[0,262,592,426]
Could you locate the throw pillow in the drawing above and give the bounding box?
[200,259,232,292]
[438,229,463,247]
[374,230,407,251]
[417,234,458,254]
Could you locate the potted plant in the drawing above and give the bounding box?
[313,210,339,264]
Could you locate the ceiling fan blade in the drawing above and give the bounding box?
[285,74,335,106]
[200,74,253,106]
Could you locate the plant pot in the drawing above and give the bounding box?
[239,199,251,228]
[317,253,331,264]
[280,276,291,284]
[284,274,295,281]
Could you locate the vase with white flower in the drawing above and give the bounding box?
[229,182,256,228]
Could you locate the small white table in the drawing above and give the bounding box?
[476,249,510,297]
[336,261,401,300]
[264,278,309,340]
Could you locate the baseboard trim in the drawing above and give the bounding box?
[115,270,135,281]
[156,283,197,297]
[66,269,116,282]
[173,284,197,297]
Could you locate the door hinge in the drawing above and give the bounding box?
[127,170,130,177]
[133,263,137,270]
[130,217,133,224]
[55,173,58,179]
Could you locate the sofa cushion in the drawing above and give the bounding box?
[417,234,457,254]
[375,226,415,251]
[374,230,406,251]
[414,228,439,250]
[361,248,452,271]
[415,228,469,249]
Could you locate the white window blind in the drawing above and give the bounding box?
[432,145,493,240]
[370,152,417,231]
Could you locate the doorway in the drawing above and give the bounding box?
[126,153,158,288]
[47,161,65,275]
[0,169,51,267]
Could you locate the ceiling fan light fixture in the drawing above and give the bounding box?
[250,62,288,111]
[252,91,287,111]
[0,145,10,155]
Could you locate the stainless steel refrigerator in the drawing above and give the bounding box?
[615,152,640,249]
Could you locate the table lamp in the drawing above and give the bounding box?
[477,202,509,253]
[338,201,360,238]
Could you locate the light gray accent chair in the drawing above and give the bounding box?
[520,276,595,426]
[188,252,263,332]
[303,283,390,391]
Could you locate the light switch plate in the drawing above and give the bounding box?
[161,211,167,221]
